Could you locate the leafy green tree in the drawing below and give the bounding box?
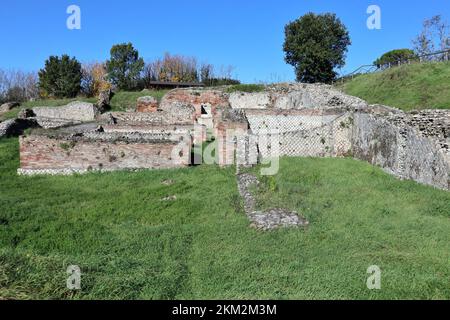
[38,55,82,98]
[106,43,144,90]
[283,13,351,83]
[374,49,418,68]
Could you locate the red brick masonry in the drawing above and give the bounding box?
[19,135,191,173]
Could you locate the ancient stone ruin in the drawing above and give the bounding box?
[4,83,448,192]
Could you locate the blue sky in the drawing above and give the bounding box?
[0,0,448,83]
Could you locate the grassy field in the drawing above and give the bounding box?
[0,90,168,121]
[338,62,450,111]
[0,137,449,300]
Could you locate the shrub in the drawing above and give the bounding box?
[81,62,111,97]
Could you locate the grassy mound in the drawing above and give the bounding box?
[339,62,450,111]
[0,138,449,299]
[0,90,168,121]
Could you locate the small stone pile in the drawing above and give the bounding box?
[236,173,309,231]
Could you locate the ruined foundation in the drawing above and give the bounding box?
[19,130,191,175]
[14,83,450,191]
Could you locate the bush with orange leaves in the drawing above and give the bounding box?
[81,62,111,97]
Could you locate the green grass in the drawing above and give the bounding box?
[0,138,449,300]
[225,84,266,93]
[108,90,168,111]
[0,109,23,121]
[339,62,450,111]
[0,90,168,121]
[22,97,97,108]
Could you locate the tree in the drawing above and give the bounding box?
[374,49,418,68]
[106,43,144,90]
[81,62,111,97]
[0,69,39,103]
[38,55,82,98]
[413,15,450,60]
[283,13,351,83]
[200,63,213,85]
[156,53,199,83]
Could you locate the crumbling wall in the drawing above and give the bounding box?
[160,88,229,118]
[214,109,249,166]
[245,109,353,158]
[352,112,450,190]
[0,119,38,138]
[14,84,450,190]
[32,102,99,129]
[228,83,367,110]
[102,124,206,144]
[18,133,191,175]
[229,92,272,109]
[104,110,195,126]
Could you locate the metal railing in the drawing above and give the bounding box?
[335,49,450,84]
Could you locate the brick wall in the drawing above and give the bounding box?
[19,134,191,175]
[160,88,230,118]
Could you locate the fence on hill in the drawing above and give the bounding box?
[335,49,450,84]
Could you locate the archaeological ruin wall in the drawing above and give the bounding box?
[19,131,191,175]
[11,83,449,191]
[217,85,449,190]
[352,109,450,190]
[244,108,353,158]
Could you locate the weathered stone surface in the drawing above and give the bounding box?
[236,173,260,213]
[33,101,99,125]
[388,109,449,151]
[236,173,309,230]
[161,179,175,186]
[226,83,368,111]
[158,102,196,124]
[273,91,307,110]
[0,120,16,137]
[97,89,112,112]
[102,110,195,126]
[244,109,353,158]
[249,209,309,231]
[137,96,158,113]
[229,92,272,109]
[0,102,20,113]
[18,108,36,119]
[0,118,38,138]
[352,111,450,190]
[161,195,177,201]
[267,83,368,110]
[214,109,250,167]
